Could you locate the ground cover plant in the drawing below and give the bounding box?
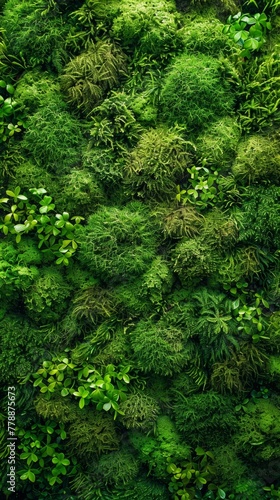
[1,0,280,498]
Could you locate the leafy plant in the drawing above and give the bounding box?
[0,186,83,265]
[0,78,24,143]
[18,420,76,487]
[223,11,272,58]
[32,357,130,418]
[176,165,224,211]
[166,447,226,500]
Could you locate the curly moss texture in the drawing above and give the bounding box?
[77,202,158,281]
[160,53,235,131]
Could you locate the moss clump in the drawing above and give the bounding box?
[173,391,238,447]
[119,392,160,431]
[124,126,194,201]
[130,319,194,376]
[77,202,158,281]
[232,134,280,184]
[129,416,191,480]
[22,101,85,173]
[60,41,127,115]
[94,449,139,486]
[14,70,61,113]
[23,266,72,323]
[172,237,221,285]
[111,0,182,59]
[160,53,235,131]
[195,117,241,169]
[180,16,232,56]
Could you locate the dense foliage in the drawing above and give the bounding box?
[1,0,280,498]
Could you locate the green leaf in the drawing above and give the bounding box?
[195,447,205,456]
[14,224,27,233]
[79,398,85,409]
[33,377,43,387]
[218,488,226,499]
[28,470,36,482]
[6,84,15,94]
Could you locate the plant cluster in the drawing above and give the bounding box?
[1,0,280,497]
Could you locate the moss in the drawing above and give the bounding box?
[268,355,280,380]
[66,408,120,461]
[0,315,45,383]
[130,319,191,376]
[235,398,280,462]
[77,202,158,282]
[129,416,191,480]
[232,134,280,184]
[2,0,71,72]
[173,391,238,447]
[195,117,241,169]
[124,126,194,201]
[180,16,232,56]
[14,70,61,113]
[11,160,56,193]
[172,237,221,285]
[22,101,85,173]
[23,266,73,323]
[111,0,182,59]
[160,52,235,131]
[119,392,160,432]
[212,444,248,485]
[93,449,140,486]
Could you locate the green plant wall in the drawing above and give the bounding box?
[1,0,280,498]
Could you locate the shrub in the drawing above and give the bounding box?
[21,101,85,173]
[124,126,194,201]
[232,134,280,184]
[60,41,126,116]
[160,53,235,131]
[77,202,158,281]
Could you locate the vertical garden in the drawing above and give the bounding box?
[1,0,280,498]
